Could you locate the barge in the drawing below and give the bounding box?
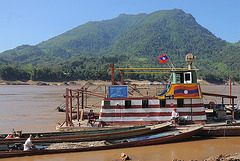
[99,54,207,126]
[57,54,237,134]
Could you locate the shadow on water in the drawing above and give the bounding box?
[182,136,218,142]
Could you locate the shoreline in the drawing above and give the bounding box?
[0,79,237,86]
[0,80,112,86]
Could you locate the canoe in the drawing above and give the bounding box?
[204,120,240,127]
[197,125,240,136]
[196,120,240,136]
[0,122,171,144]
[0,124,203,158]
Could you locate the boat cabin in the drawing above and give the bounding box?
[99,54,207,126]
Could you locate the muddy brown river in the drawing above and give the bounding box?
[0,84,239,161]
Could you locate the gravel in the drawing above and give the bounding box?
[205,153,240,161]
[46,141,111,149]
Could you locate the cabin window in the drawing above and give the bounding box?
[177,99,184,107]
[104,100,110,109]
[160,99,166,107]
[142,100,149,108]
[125,100,131,108]
[184,72,192,84]
[185,73,190,81]
[176,73,184,84]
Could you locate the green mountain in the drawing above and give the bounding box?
[234,41,240,47]
[0,9,239,83]
[0,45,51,66]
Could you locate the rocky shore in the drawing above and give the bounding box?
[205,153,240,161]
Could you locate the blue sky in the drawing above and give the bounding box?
[0,0,239,53]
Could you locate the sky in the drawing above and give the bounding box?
[0,0,240,53]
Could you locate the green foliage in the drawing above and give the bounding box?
[0,9,239,83]
[0,66,30,81]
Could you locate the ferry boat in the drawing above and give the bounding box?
[99,54,207,126]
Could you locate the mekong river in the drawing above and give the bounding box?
[0,84,239,161]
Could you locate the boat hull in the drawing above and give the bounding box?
[100,96,207,126]
[196,121,240,136]
[0,122,171,144]
[197,126,240,136]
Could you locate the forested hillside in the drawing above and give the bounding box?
[0,9,239,83]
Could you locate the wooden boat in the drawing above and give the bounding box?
[0,122,171,144]
[204,120,240,127]
[195,121,240,136]
[0,124,203,158]
[197,125,240,136]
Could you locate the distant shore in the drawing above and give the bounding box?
[0,80,112,86]
[0,79,238,86]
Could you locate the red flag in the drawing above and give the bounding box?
[158,53,169,63]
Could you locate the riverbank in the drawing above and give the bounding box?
[205,152,240,161]
[0,80,112,86]
[0,79,235,86]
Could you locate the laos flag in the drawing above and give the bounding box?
[159,53,169,63]
[174,85,199,98]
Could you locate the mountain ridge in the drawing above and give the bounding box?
[0,9,239,82]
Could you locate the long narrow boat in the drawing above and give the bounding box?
[204,120,240,127]
[0,122,171,144]
[197,126,240,136]
[0,124,203,159]
[196,120,240,136]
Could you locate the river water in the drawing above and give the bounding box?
[0,84,239,161]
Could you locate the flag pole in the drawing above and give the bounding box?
[168,59,175,69]
[158,53,175,85]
